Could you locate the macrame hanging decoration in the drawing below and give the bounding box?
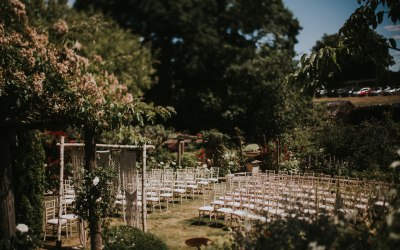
[70,147,85,188]
[119,150,139,228]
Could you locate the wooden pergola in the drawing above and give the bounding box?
[56,136,153,244]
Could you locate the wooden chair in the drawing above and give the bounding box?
[43,199,68,241]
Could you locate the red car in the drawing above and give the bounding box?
[356,87,371,97]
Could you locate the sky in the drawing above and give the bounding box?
[283,0,400,72]
[68,0,400,72]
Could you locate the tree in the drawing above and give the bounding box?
[74,0,302,138]
[22,0,155,97]
[311,30,394,88]
[312,33,341,52]
[0,0,85,239]
[0,1,172,248]
[290,0,399,93]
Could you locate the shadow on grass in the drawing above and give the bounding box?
[187,218,229,231]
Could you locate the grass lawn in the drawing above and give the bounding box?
[147,195,230,249]
[40,194,231,249]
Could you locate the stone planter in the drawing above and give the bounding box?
[243,151,260,157]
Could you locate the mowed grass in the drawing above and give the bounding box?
[40,194,231,249]
[313,95,400,106]
[147,195,230,249]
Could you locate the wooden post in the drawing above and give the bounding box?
[56,136,65,248]
[141,144,147,232]
[276,137,280,171]
[177,139,183,167]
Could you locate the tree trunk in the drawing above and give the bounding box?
[84,128,96,172]
[0,129,16,240]
[84,128,103,250]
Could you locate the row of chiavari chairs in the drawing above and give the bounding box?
[114,166,221,219]
[199,171,392,228]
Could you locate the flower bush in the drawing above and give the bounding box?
[0,224,39,250]
[243,144,260,152]
[74,167,117,230]
[103,226,167,250]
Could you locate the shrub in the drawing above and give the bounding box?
[103,226,167,250]
[74,167,117,229]
[201,129,242,175]
[12,131,45,242]
[233,215,371,250]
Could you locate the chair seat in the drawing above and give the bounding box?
[232,210,248,217]
[160,193,173,198]
[47,218,67,225]
[60,214,78,220]
[64,199,75,205]
[147,197,160,202]
[304,209,317,214]
[173,188,186,193]
[199,206,214,212]
[247,214,267,222]
[242,203,255,209]
[65,189,75,195]
[226,201,241,208]
[210,200,224,206]
[115,200,125,205]
[216,208,233,214]
[64,194,75,199]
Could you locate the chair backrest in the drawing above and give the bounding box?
[44,199,57,220]
[210,167,220,179]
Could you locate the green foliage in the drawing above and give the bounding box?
[319,116,400,176]
[23,0,155,97]
[258,106,400,177]
[310,31,392,89]
[182,152,199,168]
[233,215,373,250]
[75,0,302,138]
[233,159,400,250]
[147,147,177,170]
[103,226,167,250]
[12,131,45,239]
[201,129,242,175]
[290,0,399,92]
[74,166,117,228]
[0,226,39,250]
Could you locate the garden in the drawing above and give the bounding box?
[1,0,400,250]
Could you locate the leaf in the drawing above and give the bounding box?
[389,38,397,49]
[377,11,384,24]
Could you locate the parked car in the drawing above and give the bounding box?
[348,88,357,97]
[355,87,371,97]
[327,89,338,97]
[336,88,348,97]
[315,88,327,98]
[395,86,400,95]
[383,86,395,95]
[370,87,383,96]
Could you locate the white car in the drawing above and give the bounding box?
[370,87,382,96]
[383,86,396,95]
